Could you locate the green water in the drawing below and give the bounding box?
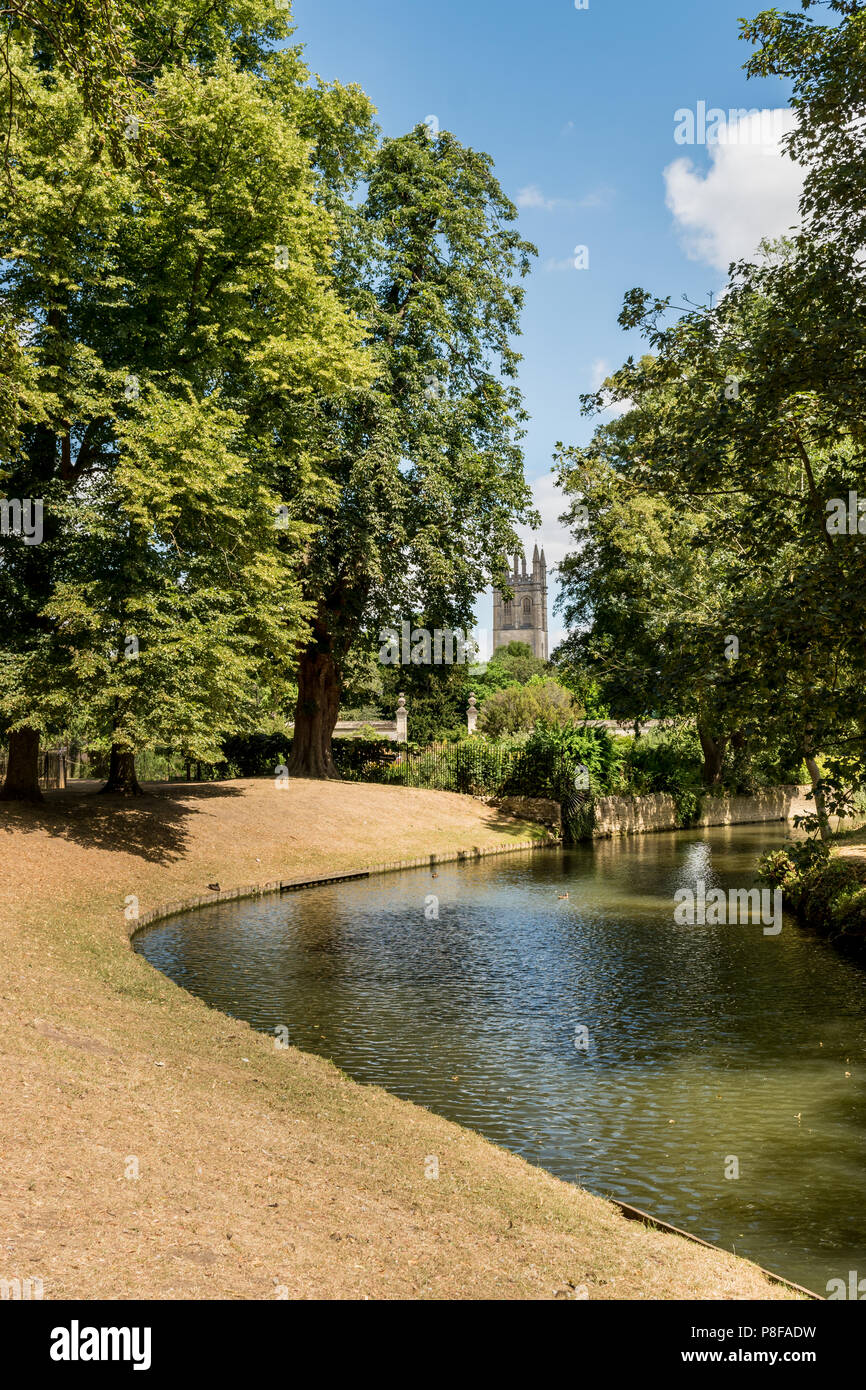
[134,822,866,1294]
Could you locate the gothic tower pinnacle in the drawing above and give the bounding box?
[491,543,548,661]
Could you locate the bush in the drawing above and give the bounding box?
[521,722,623,795]
[623,726,703,795]
[221,732,292,777]
[477,678,579,738]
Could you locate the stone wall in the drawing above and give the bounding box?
[591,785,812,839]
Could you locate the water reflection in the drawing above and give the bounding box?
[135,822,866,1292]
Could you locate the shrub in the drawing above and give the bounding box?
[477,678,579,738]
[623,726,703,795]
[521,722,623,795]
[221,732,292,777]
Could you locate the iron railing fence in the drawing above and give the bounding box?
[0,739,583,821]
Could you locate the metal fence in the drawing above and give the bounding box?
[0,748,68,790]
[0,738,581,811]
[331,739,575,800]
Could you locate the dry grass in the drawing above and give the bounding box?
[0,777,800,1300]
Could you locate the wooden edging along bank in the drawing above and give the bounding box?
[613,1202,821,1300]
[125,824,822,1302]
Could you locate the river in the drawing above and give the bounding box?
[134,821,866,1293]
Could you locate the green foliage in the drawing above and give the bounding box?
[623,727,704,795]
[0,22,373,771]
[486,641,548,686]
[551,657,609,718]
[556,235,866,796]
[477,677,578,737]
[521,722,623,794]
[759,846,866,949]
[378,649,472,744]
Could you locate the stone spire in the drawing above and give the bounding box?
[492,539,548,661]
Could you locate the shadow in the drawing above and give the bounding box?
[480,804,555,838]
[0,779,245,866]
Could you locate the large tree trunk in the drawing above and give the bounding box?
[698,726,726,785]
[99,745,143,796]
[0,727,43,802]
[804,752,831,843]
[289,639,342,780]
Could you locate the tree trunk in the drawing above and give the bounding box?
[289,640,342,780]
[804,753,831,842]
[0,727,43,802]
[698,726,726,785]
[99,745,143,796]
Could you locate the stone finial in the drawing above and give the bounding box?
[467,692,478,735]
[395,692,408,741]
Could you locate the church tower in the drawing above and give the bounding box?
[492,545,548,660]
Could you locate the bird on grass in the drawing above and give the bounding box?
[208,882,220,892]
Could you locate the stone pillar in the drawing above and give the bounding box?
[395,693,408,742]
[467,693,478,735]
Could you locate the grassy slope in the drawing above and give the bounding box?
[0,778,797,1300]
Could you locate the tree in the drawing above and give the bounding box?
[486,640,547,686]
[0,0,297,178]
[477,677,580,738]
[287,124,538,778]
[0,30,373,796]
[556,239,866,806]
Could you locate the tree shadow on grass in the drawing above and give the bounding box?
[0,780,246,866]
[480,804,558,839]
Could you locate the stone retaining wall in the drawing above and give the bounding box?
[592,785,812,838]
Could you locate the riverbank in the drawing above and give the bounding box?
[1,779,799,1299]
[763,837,866,964]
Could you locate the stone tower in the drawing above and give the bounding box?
[492,545,548,661]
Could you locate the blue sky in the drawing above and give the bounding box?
[291,0,802,648]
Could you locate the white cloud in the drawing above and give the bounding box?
[664,108,803,270]
[578,187,615,209]
[590,358,632,418]
[515,470,573,573]
[519,183,613,214]
[517,184,563,212]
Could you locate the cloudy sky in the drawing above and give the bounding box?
[292,0,802,649]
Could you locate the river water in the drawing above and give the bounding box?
[134,822,866,1293]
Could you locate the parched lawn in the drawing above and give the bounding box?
[0,778,800,1300]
